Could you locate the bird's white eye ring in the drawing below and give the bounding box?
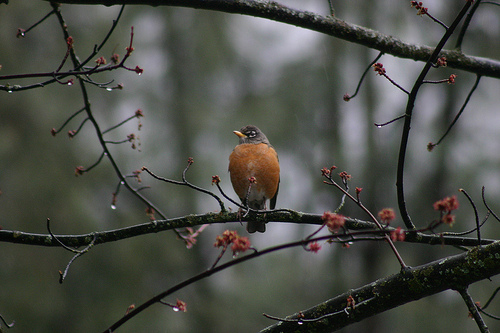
[248,130,256,138]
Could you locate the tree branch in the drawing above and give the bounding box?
[458,288,489,333]
[261,241,500,333]
[396,0,473,230]
[0,211,494,247]
[50,0,500,78]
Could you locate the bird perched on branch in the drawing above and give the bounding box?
[228,125,280,233]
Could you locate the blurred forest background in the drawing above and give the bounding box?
[1,0,500,332]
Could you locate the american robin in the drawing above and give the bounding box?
[228,125,280,233]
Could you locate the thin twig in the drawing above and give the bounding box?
[458,189,481,245]
[82,76,115,88]
[372,63,409,94]
[0,313,15,329]
[54,38,73,73]
[429,75,481,149]
[481,186,500,223]
[344,52,383,101]
[142,164,226,212]
[70,5,126,71]
[47,218,98,283]
[327,0,335,16]
[51,107,86,135]
[458,288,489,333]
[69,117,90,137]
[105,138,132,144]
[374,114,406,128]
[481,286,500,310]
[58,234,97,283]
[477,286,500,319]
[439,212,488,238]
[478,309,500,320]
[210,247,227,270]
[422,78,455,84]
[263,294,375,323]
[263,309,346,323]
[214,181,245,209]
[82,151,106,173]
[336,176,349,212]
[380,74,409,94]
[17,8,56,37]
[102,112,142,134]
[455,0,482,50]
[47,218,81,253]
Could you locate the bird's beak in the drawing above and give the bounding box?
[233,130,246,138]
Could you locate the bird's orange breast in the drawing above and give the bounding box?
[228,143,280,201]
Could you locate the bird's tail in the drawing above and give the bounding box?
[247,221,266,233]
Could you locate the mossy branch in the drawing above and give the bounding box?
[262,241,500,333]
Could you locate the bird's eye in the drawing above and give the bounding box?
[248,130,256,138]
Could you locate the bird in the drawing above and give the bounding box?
[228,125,280,233]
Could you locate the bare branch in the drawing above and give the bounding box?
[428,75,481,150]
[1,211,493,248]
[458,288,489,333]
[343,51,383,102]
[50,0,500,78]
[396,0,473,230]
[0,313,15,329]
